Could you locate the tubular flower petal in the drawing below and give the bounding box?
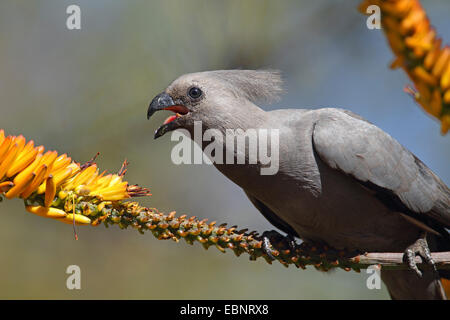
[26,205,67,219]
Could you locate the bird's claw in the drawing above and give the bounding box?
[260,230,298,261]
[404,237,435,278]
[286,234,298,252]
[262,236,278,260]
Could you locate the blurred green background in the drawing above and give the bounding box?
[0,0,449,299]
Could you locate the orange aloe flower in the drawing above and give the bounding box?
[360,0,450,134]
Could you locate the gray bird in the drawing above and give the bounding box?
[147,70,450,300]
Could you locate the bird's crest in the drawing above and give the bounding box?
[210,69,284,104]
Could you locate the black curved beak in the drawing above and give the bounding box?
[154,121,177,139]
[147,92,176,120]
[147,92,190,139]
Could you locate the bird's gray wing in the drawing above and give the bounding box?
[243,190,299,237]
[312,110,450,229]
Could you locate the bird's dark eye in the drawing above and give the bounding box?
[188,87,202,99]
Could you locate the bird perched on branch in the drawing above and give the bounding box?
[147,70,450,300]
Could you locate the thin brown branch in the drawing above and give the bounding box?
[348,252,450,271]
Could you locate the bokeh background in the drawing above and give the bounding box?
[0,0,448,299]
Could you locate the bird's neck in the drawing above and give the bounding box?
[209,101,269,133]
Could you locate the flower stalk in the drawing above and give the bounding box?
[360,0,450,134]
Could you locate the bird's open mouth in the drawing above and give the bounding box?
[161,105,190,125]
[147,92,190,139]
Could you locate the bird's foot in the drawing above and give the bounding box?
[403,235,435,278]
[260,230,298,260]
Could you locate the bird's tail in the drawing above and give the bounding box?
[436,228,450,280]
[381,269,447,300]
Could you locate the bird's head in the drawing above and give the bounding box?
[147,70,284,139]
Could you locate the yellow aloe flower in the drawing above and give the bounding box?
[0,129,151,225]
[360,0,450,134]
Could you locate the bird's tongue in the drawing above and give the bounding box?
[163,114,180,124]
[162,105,189,124]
